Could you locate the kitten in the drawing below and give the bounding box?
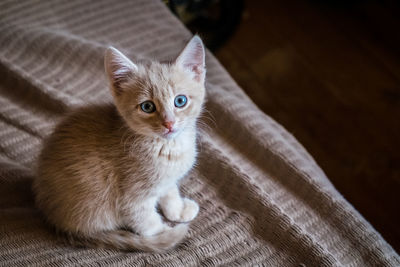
[33,36,206,252]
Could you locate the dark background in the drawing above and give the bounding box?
[170,0,400,253]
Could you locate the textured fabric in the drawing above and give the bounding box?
[0,0,398,266]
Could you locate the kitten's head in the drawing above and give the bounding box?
[104,36,206,139]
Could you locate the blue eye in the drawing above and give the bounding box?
[140,101,156,113]
[174,95,187,108]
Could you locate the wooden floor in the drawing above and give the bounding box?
[214,0,400,253]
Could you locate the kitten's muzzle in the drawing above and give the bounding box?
[162,121,175,132]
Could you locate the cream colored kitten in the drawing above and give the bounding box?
[33,36,206,252]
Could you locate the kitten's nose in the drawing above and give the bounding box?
[162,121,175,131]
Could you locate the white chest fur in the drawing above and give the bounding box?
[152,131,197,181]
[127,129,197,185]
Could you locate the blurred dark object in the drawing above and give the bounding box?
[309,0,400,8]
[166,0,244,51]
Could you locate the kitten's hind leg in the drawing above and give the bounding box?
[127,198,169,236]
[159,186,199,223]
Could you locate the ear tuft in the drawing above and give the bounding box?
[175,36,206,83]
[104,47,137,96]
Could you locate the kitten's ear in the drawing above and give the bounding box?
[175,35,206,84]
[104,47,138,96]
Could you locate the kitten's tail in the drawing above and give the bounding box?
[65,224,189,252]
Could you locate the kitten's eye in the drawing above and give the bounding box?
[140,101,156,113]
[174,95,187,108]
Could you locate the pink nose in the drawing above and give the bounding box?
[162,121,174,131]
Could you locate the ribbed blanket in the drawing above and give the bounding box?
[0,0,398,266]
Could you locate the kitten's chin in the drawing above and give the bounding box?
[161,129,180,140]
[129,125,186,141]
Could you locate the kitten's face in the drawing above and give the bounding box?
[105,36,206,139]
[114,62,205,139]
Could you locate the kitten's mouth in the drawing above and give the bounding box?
[161,128,179,139]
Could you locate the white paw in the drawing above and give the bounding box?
[163,198,199,223]
[164,206,181,222]
[178,198,199,223]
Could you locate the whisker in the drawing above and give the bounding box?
[198,110,217,133]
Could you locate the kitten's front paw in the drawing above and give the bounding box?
[163,198,199,223]
[178,198,199,223]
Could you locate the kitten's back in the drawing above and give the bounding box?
[34,104,124,234]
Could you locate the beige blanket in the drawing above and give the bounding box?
[0,0,398,266]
